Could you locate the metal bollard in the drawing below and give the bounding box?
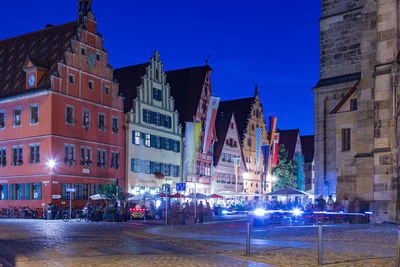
[396,225,400,267]
[246,221,250,255]
[318,223,323,265]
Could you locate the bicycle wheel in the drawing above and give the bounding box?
[62,213,70,222]
[32,211,38,219]
[75,213,82,222]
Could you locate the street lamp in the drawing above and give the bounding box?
[46,159,56,169]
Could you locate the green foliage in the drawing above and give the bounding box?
[99,184,123,201]
[272,144,298,191]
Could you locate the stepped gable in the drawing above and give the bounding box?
[218,97,254,142]
[277,129,300,160]
[0,21,78,99]
[301,135,314,163]
[213,102,234,166]
[166,65,211,125]
[114,63,149,113]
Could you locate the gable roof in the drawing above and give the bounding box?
[329,79,360,114]
[165,65,211,124]
[218,97,254,142]
[300,135,314,163]
[213,103,234,166]
[0,21,78,99]
[114,63,149,113]
[277,129,300,160]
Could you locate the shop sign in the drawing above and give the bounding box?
[83,169,90,174]
[52,195,61,199]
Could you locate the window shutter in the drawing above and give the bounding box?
[177,141,181,152]
[26,183,30,200]
[9,184,12,200]
[90,184,94,195]
[150,135,156,148]
[160,114,165,127]
[169,139,174,151]
[132,131,135,144]
[131,158,134,172]
[61,183,66,199]
[20,183,24,200]
[160,137,165,149]
[150,111,156,124]
[3,185,7,200]
[141,160,146,173]
[38,183,41,200]
[142,109,146,122]
[176,166,180,177]
[150,161,156,174]
[161,163,165,175]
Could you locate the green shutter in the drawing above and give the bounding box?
[160,137,166,149]
[37,183,41,200]
[150,161,156,174]
[169,139,174,151]
[150,111,156,124]
[131,158,134,172]
[177,141,181,152]
[160,114,165,127]
[20,183,24,200]
[90,184,94,195]
[160,163,165,175]
[26,183,30,200]
[150,135,156,148]
[132,131,135,144]
[143,109,146,122]
[9,184,12,200]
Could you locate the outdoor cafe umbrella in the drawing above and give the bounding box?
[210,194,224,199]
[266,187,308,202]
[90,194,106,200]
[186,193,208,199]
[128,192,153,201]
[170,193,184,198]
[156,193,171,198]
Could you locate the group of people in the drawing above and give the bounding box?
[313,195,355,213]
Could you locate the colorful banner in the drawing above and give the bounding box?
[233,157,241,192]
[183,122,195,180]
[261,145,269,190]
[255,128,262,168]
[203,96,220,154]
[272,132,280,167]
[269,117,277,146]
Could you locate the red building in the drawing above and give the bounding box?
[0,2,125,209]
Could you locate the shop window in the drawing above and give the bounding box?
[30,104,39,124]
[64,144,76,165]
[74,184,89,200]
[28,144,40,164]
[61,183,73,200]
[0,148,6,167]
[65,105,74,125]
[13,107,21,127]
[0,111,4,129]
[12,146,23,166]
[26,183,41,200]
[110,151,120,169]
[11,183,24,200]
[0,184,7,200]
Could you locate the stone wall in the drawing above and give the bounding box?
[320,0,363,79]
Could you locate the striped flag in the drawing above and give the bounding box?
[255,128,262,167]
[272,133,280,167]
[269,117,277,146]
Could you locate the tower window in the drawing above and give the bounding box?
[81,48,85,55]
[350,99,357,111]
[341,128,351,151]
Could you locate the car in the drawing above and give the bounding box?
[130,204,146,220]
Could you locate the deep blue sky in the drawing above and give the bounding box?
[1,1,320,135]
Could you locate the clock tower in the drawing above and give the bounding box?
[23,56,48,89]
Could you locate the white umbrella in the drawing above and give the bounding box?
[90,194,106,200]
[128,192,153,201]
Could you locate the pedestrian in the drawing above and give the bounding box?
[85,201,92,221]
[316,195,326,211]
[198,201,204,223]
[326,195,334,211]
[341,196,349,213]
[114,200,121,223]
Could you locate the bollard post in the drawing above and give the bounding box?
[246,221,250,255]
[318,223,323,265]
[396,225,400,267]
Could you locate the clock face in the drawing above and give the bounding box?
[28,74,36,87]
[86,51,97,70]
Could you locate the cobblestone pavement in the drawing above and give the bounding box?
[0,219,273,267]
[147,222,398,266]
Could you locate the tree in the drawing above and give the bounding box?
[271,144,298,191]
[99,184,123,202]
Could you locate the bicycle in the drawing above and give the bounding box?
[62,209,82,222]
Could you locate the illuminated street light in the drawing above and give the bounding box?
[46,159,56,169]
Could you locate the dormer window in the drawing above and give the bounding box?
[13,107,21,127]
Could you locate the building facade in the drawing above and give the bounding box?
[212,104,246,194]
[0,2,125,209]
[219,87,270,196]
[314,0,400,221]
[301,135,315,193]
[166,66,217,195]
[115,51,182,195]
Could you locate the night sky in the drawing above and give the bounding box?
[1,0,320,135]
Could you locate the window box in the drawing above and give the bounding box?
[15,160,23,166]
